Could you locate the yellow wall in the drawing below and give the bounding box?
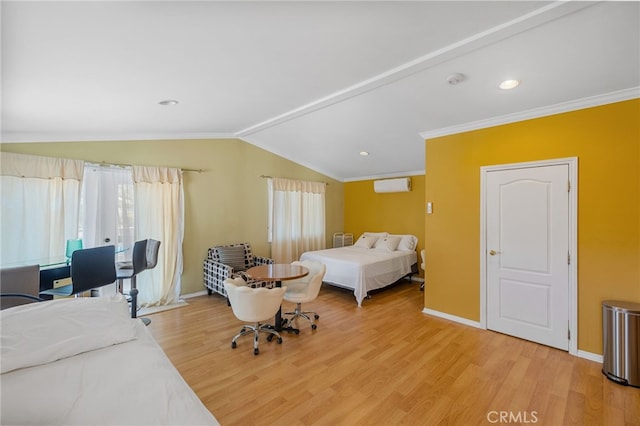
[0,139,344,295]
[425,99,640,354]
[344,176,425,278]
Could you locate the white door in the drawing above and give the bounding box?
[486,164,569,350]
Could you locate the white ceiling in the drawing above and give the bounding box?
[2,1,639,181]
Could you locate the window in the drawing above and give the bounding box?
[1,154,184,307]
[0,153,83,265]
[268,177,325,263]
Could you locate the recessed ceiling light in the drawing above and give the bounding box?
[446,73,466,85]
[359,151,369,156]
[499,79,520,90]
[158,99,179,106]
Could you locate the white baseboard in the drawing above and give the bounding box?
[422,307,484,329]
[577,350,603,363]
[181,290,208,299]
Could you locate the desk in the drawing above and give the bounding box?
[2,247,129,297]
[1,256,68,270]
[3,259,75,300]
[245,264,308,332]
[39,264,71,300]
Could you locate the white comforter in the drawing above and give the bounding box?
[1,295,218,426]
[300,246,417,306]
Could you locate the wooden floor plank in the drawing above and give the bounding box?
[148,281,640,425]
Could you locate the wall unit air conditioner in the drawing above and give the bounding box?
[373,177,411,193]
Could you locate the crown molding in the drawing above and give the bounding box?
[419,87,640,140]
[0,132,237,144]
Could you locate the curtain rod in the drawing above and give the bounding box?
[93,161,205,173]
[260,175,328,185]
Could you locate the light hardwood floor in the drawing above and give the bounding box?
[148,280,640,426]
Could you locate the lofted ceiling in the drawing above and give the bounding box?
[2,1,639,181]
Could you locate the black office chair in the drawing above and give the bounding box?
[40,246,116,297]
[145,239,161,270]
[117,239,161,324]
[116,239,148,294]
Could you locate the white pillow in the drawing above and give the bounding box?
[392,234,418,251]
[354,234,378,249]
[374,236,401,252]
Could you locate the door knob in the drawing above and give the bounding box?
[489,250,501,256]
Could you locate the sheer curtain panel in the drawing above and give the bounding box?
[271,177,325,263]
[80,164,135,263]
[132,166,184,306]
[0,152,84,265]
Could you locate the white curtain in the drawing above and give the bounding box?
[271,177,325,263]
[80,164,135,263]
[132,166,184,307]
[0,152,84,265]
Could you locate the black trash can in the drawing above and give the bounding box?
[602,300,640,388]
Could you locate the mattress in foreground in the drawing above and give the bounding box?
[1,294,218,426]
[300,245,417,306]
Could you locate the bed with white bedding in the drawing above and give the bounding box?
[300,232,418,306]
[1,294,219,426]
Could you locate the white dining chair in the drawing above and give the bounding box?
[224,277,287,355]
